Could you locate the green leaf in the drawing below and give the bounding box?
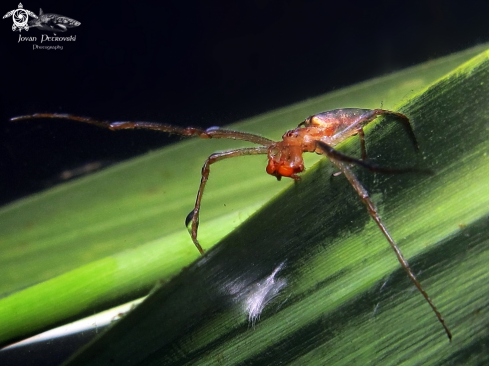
[2,44,489,365]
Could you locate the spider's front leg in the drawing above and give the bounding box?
[185,147,269,254]
[10,113,275,254]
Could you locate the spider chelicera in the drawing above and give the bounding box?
[11,108,451,340]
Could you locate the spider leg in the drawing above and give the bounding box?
[185,146,269,254]
[371,109,419,151]
[333,126,365,177]
[357,127,367,161]
[330,109,419,151]
[10,113,274,146]
[317,143,451,340]
[317,141,433,175]
[330,109,416,177]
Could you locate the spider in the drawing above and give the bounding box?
[11,108,451,340]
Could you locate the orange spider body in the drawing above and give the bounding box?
[266,109,375,180]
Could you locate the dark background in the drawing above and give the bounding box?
[2,0,489,206]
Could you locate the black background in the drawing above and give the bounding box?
[2,0,489,206]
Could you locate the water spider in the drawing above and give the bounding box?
[11,108,451,340]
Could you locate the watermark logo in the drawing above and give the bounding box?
[3,4,80,33]
[3,3,37,32]
[4,4,81,50]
